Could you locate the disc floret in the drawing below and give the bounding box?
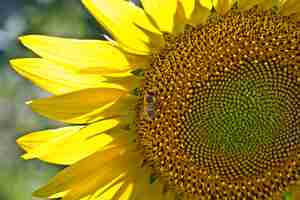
[137,7,300,199]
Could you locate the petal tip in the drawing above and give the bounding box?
[19,34,48,46]
[16,136,23,145]
[18,35,33,44]
[9,59,18,68]
[32,189,46,198]
[21,153,32,160]
[26,100,33,105]
[81,0,92,8]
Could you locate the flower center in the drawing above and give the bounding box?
[184,61,295,179]
[137,7,300,199]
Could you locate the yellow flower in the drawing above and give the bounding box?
[10,0,300,199]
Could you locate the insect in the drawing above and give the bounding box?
[144,91,157,120]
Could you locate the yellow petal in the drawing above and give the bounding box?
[259,0,274,9]
[10,58,111,95]
[72,94,138,126]
[95,179,133,200]
[238,0,273,10]
[188,0,211,26]
[199,0,217,9]
[17,119,120,165]
[92,95,138,124]
[103,75,142,92]
[28,88,127,124]
[114,182,133,200]
[80,54,151,74]
[179,0,196,19]
[82,0,158,55]
[33,145,137,199]
[173,2,188,34]
[238,0,258,10]
[280,0,300,16]
[215,0,237,15]
[19,121,116,152]
[141,0,177,33]
[33,149,124,197]
[62,175,127,200]
[91,179,127,200]
[19,35,133,72]
[17,126,82,152]
[127,167,164,200]
[61,164,136,200]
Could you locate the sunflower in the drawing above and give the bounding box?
[10,0,300,199]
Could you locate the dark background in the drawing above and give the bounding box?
[0,1,104,199]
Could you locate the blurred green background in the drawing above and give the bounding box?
[0,0,104,199]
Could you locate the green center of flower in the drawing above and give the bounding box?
[137,7,300,199]
[185,73,285,157]
[181,60,300,180]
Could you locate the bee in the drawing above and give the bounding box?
[144,91,157,120]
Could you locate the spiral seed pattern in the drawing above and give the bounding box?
[137,7,300,199]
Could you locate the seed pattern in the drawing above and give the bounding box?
[137,7,300,199]
[184,60,299,179]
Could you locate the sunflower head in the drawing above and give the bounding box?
[10,0,300,199]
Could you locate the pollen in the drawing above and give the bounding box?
[137,7,300,199]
